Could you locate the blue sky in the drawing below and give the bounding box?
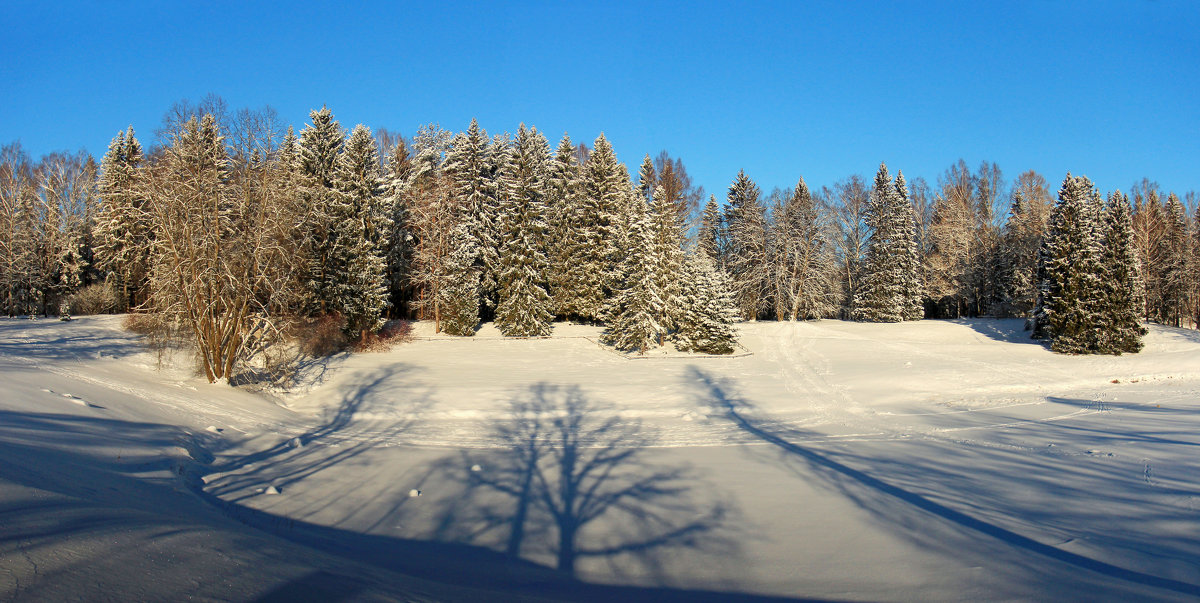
[3,1,1197,204]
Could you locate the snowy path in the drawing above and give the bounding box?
[2,316,1199,601]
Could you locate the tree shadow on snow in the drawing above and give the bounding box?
[0,316,146,362]
[947,318,1045,346]
[201,364,433,508]
[428,383,745,589]
[683,367,1200,600]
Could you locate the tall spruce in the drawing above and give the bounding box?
[1098,191,1145,353]
[545,133,586,319]
[1160,193,1189,326]
[852,163,910,322]
[494,124,553,337]
[331,125,390,340]
[895,171,924,320]
[601,196,662,353]
[699,195,723,266]
[573,133,625,321]
[1033,173,1106,353]
[724,170,770,320]
[298,106,345,314]
[94,126,148,310]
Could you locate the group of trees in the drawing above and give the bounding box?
[2,99,1198,378]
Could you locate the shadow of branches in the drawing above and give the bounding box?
[201,365,431,507]
[684,366,1200,599]
[432,383,737,579]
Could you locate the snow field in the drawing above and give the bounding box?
[2,315,1199,600]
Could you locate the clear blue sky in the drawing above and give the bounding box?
[3,0,1197,204]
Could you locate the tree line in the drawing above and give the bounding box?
[1,99,1197,380]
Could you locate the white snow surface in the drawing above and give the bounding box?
[2,315,1199,601]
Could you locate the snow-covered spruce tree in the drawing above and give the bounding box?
[444,118,494,321]
[331,124,391,341]
[1160,193,1189,327]
[382,137,415,316]
[724,170,771,320]
[1098,191,1146,353]
[649,185,687,337]
[1032,173,1106,353]
[895,172,924,320]
[437,218,482,336]
[544,133,587,320]
[94,126,149,310]
[602,197,663,354]
[676,252,739,354]
[636,154,656,204]
[852,163,907,322]
[494,124,554,337]
[572,133,626,322]
[298,106,345,314]
[1193,203,1200,329]
[699,194,723,266]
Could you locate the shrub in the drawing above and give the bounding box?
[68,282,119,315]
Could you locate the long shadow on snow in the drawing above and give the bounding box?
[201,364,432,505]
[428,383,740,585]
[0,316,145,362]
[947,317,1044,346]
[684,366,1200,599]
[0,406,819,601]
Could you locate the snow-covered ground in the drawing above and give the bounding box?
[2,316,1198,601]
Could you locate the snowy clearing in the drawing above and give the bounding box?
[1,316,1199,601]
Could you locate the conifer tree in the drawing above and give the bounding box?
[572,133,626,321]
[298,106,345,313]
[332,124,390,340]
[601,197,662,353]
[438,218,482,336]
[1160,193,1189,327]
[649,185,687,336]
[699,195,723,266]
[1033,173,1106,353]
[444,118,494,321]
[544,133,585,319]
[852,163,909,322]
[895,171,925,320]
[724,170,770,320]
[636,154,656,203]
[494,124,553,337]
[676,252,739,354]
[383,137,415,316]
[1098,191,1145,353]
[94,126,148,310]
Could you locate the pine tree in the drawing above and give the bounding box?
[724,170,770,320]
[94,126,148,310]
[331,124,390,340]
[494,124,553,337]
[383,137,415,316]
[1033,173,1106,353]
[1098,191,1145,353]
[676,252,739,354]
